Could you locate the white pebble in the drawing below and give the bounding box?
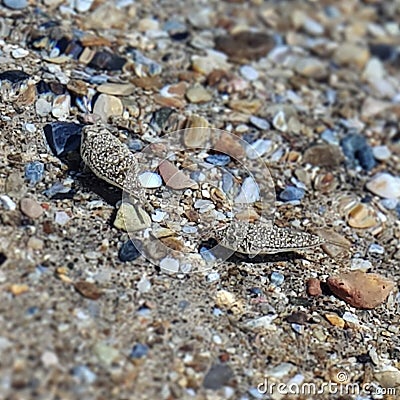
[240,65,259,81]
[160,257,179,273]
[372,145,391,161]
[138,171,162,188]
[0,195,16,211]
[272,110,288,132]
[246,139,273,159]
[249,116,270,130]
[368,243,385,255]
[151,210,166,222]
[350,258,372,271]
[234,177,260,204]
[54,211,70,225]
[182,225,197,234]
[11,48,29,59]
[180,263,192,273]
[137,275,151,293]
[206,271,220,282]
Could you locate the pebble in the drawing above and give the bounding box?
[137,276,151,293]
[366,172,400,199]
[368,243,385,255]
[333,42,370,68]
[130,343,149,359]
[205,154,231,166]
[266,362,296,379]
[270,271,284,286]
[380,198,398,210]
[374,366,400,390]
[325,313,345,328]
[3,0,28,9]
[24,161,44,185]
[0,69,29,83]
[215,31,274,62]
[5,172,24,197]
[327,270,395,309]
[93,342,119,366]
[74,281,102,300]
[20,198,43,219]
[0,195,16,211]
[97,83,135,96]
[151,210,166,222]
[186,85,212,103]
[245,315,277,330]
[234,177,260,204]
[72,365,97,384]
[160,257,179,273]
[203,364,233,390]
[11,48,29,59]
[214,132,245,159]
[350,258,372,271]
[27,237,44,250]
[206,271,220,282]
[279,186,305,202]
[272,110,288,132]
[119,239,141,262]
[93,94,123,122]
[9,284,29,296]
[240,65,259,81]
[246,139,272,160]
[303,144,343,167]
[372,145,391,161]
[180,263,192,273]
[249,116,269,131]
[191,51,230,75]
[341,133,375,171]
[54,211,70,225]
[114,203,151,232]
[138,172,162,189]
[44,122,83,156]
[158,160,198,190]
[222,173,233,193]
[347,203,378,229]
[183,115,211,147]
[200,246,216,262]
[35,98,52,117]
[74,0,94,13]
[295,57,327,79]
[321,129,339,145]
[52,95,71,119]
[306,278,322,297]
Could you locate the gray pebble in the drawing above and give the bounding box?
[3,0,28,9]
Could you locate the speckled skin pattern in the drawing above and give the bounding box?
[81,125,324,255]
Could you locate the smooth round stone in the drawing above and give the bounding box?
[240,65,259,81]
[11,48,29,59]
[52,95,71,119]
[380,198,398,210]
[119,239,141,262]
[186,85,212,103]
[93,94,123,122]
[20,198,43,219]
[180,263,192,273]
[182,225,197,234]
[366,173,400,199]
[75,0,94,12]
[138,171,162,188]
[25,161,44,185]
[160,257,179,273]
[137,276,151,293]
[151,210,166,222]
[222,173,233,193]
[114,203,151,232]
[72,365,97,384]
[279,186,305,202]
[54,211,70,225]
[3,0,28,9]
[190,171,206,182]
[372,145,391,161]
[368,243,385,255]
[272,110,288,132]
[235,177,260,204]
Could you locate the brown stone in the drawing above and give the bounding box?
[20,198,43,219]
[325,313,345,328]
[306,278,322,297]
[215,31,274,62]
[327,270,395,309]
[303,144,344,167]
[67,79,88,97]
[228,99,262,114]
[158,160,198,190]
[74,281,102,300]
[214,132,245,158]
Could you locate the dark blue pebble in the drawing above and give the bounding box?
[0,69,29,83]
[0,253,7,266]
[242,132,258,144]
[279,186,305,202]
[127,139,144,152]
[25,161,44,184]
[369,43,397,62]
[26,306,39,316]
[341,133,376,171]
[249,287,262,296]
[205,154,231,166]
[396,203,400,219]
[119,239,141,262]
[130,343,149,359]
[43,182,68,198]
[44,122,83,156]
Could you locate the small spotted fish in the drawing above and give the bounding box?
[213,220,325,255]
